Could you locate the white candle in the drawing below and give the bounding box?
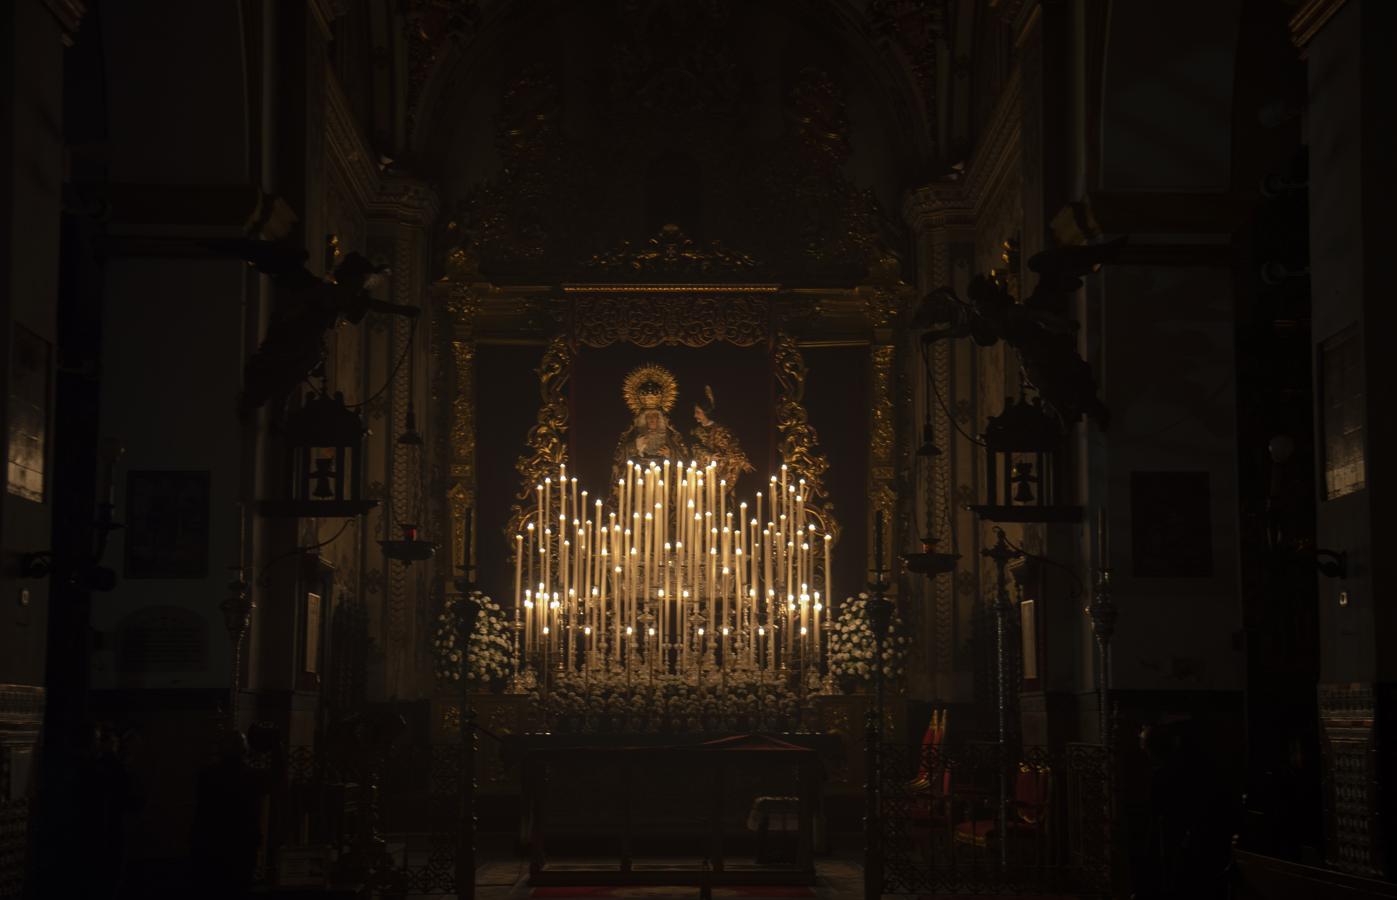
[514,532,524,663]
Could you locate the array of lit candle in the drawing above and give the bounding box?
[511,459,833,686]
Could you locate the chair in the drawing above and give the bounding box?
[952,763,1052,864]
[905,710,954,862]
[906,709,948,792]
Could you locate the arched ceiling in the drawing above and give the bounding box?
[366,0,993,283]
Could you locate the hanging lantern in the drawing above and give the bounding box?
[259,391,376,517]
[970,395,1082,523]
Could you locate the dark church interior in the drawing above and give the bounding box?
[2,0,1392,898]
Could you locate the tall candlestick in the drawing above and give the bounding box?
[514,530,524,608]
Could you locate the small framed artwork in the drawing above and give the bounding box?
[305,592,323,676]
[124,470,211,579]
[6,326,51,503]
[1020,598,1038,682]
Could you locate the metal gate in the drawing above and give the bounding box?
[285,715,471,897]
[877,741,1113,897]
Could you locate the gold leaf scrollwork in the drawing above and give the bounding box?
[773,333,836,542]
[507,335,571,539]
[448,482,473,570]
[584,224,761,279]
[450,339,476,479]
[570,293,770,348]
[869,343,897,571]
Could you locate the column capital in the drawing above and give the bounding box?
[1290,0,1350,49]
[42,0,86,47]
[902,183,975,236]
[368,175,440,228]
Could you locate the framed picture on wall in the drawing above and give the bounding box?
[1020,598,1038,682]
[297,556,334,691]
[124,470,211,579]
[6,326,51,503]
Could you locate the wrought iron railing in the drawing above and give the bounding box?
[284,738,470,896]
[878,741,1112,897]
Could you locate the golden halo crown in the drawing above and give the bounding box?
[622,364,678,415]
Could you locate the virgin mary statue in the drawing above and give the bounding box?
[612,364,688,484]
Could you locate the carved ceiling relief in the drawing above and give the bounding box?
[867,0,948,139]
[610,0,742,120]
[434,55,903,285]
[430,66,578,280]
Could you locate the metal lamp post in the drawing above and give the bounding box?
[454,558,483,900]
[864,514,893,900]
[983,527,1023,872]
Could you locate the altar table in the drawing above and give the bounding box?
[518,733,824,892]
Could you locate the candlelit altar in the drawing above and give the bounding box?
[500,359,842,724]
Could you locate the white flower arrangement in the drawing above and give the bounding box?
[828,591,910,686]
[433,590,513,688]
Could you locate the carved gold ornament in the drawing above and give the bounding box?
[773,333,837,541]
[507,335,571,539]
[569,292,771,349]
[621,363,679,414]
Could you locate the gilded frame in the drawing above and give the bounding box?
[507,288,836,545]
[431,278,910,601]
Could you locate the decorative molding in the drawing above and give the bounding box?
[772,333,835,539]
[448,481,473,571]
[903,69,1022,233]
[867,0,949,148]
[508,335,571,540]
[1290,0,1350,49]
[431,60,900,286]
[570,293,771,349]
[0,685,44,732]
[447,330,477,571]
[325,70,383,212]
[450,339,476,478]
[1318,682,1383,878]
[368,176,440,228]
[42,0,86,46]
[330,63,438,231]
[868,344,898,573]
[583,224,761,280]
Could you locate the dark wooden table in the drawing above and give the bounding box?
[517,733,825,893]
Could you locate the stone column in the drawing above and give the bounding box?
[1294,0,1397,877]
[367,177,438,699]
[903,185,976,702]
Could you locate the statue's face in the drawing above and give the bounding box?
[644,411,662,431]
[694,405,708,425]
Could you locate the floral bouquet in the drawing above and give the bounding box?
[433,591,513,689]
[828,591,909,689]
